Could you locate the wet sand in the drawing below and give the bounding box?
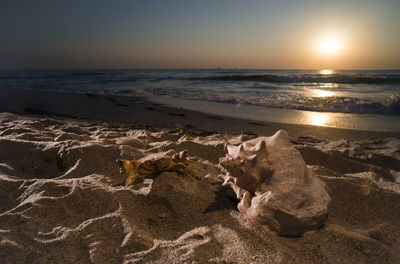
[0,88,399,141]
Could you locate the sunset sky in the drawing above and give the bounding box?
[1,0,399,70]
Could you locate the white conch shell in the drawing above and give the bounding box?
[219,130,331,237]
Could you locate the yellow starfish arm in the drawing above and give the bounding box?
[125,171,141,187]
[119,160,135,173]
[153,157,172,171]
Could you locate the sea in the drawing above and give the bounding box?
[1,69,399,131]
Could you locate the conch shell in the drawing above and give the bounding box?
[219,130,331,236]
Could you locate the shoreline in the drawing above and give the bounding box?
[148,96,400,132]
[1,87,399,141]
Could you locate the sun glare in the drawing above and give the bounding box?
[312,89,335,97]
[306,112,331,127]
[319,36,342,55]
[319,69,333,75]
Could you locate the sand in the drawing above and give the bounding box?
[0,89,400,263]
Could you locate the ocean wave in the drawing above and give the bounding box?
[0,71,121,80]
[66,71,106,77]
[219,96,400,115]
[93,77,138,84]
[142,88,400,115]
[0,74,61,80]
[194,74,400,84]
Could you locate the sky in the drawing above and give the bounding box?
[1,0,399,70]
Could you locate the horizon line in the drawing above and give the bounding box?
[1,67,400,71]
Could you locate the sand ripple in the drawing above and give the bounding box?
[0,113,399,263]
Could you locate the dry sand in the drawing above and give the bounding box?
[0,89,400,263]
[0,111,399,264]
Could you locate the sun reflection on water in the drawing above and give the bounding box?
[312,89,335,97]
[306,112,332,127]
[320,83,337,88]
[319,69,334,75]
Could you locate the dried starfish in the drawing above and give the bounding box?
[116,150,193,187]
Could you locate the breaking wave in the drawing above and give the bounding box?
[194,74,400,84]
[139,89,400,115]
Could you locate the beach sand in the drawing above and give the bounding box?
[0,89,400,263]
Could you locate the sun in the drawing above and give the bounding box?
[319,36,342,55]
